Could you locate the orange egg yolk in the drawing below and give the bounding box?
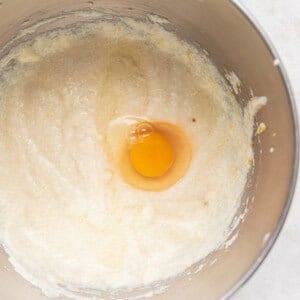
[129,123,175,178]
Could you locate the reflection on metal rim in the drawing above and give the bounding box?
[225,1,299,299]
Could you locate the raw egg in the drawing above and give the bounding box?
[129,122,175,178]
[107,117,192,191]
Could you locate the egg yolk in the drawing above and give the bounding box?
[129,123,175,178]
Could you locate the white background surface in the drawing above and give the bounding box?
[234,1,300,299]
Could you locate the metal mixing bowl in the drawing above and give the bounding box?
[0,0,298,299]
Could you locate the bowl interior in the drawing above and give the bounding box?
[0,0,297,299]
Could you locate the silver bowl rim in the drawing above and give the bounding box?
[224,1,299,298]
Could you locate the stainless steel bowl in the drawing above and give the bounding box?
[0,0,298,299]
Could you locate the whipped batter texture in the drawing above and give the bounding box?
[0,17,266,299]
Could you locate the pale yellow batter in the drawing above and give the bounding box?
[0,18,266,299]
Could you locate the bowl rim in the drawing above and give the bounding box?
[224,1,299,298]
